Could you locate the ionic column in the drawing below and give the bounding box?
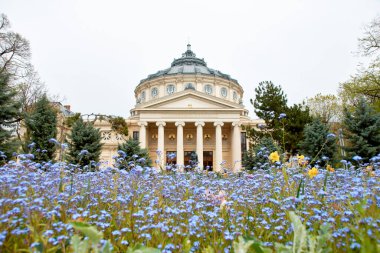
[138,121,148,149]
[214,121,224,172]
[175,121,185,167]
[156,121,166,167]
[232,122,242,172]
[195,121,205,168]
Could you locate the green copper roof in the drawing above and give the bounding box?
[138,44,239,85]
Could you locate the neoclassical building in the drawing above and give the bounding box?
[96,45,261,171]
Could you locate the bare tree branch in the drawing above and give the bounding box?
[358,16,380,58]
[0,14,31,78]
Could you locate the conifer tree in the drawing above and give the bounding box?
[242,137,281,170]
[24,95,57,162]
[0,72,21,157]
[300,118,337,163]
[283,103,313,153]
[251,81,312,153]
[252,81,288,142]
[115,138,152,170]
[67,118,102,166]
[343,98,380,161]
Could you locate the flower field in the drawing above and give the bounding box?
[0,157,380,252]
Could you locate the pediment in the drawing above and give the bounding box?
[140,91,242,110]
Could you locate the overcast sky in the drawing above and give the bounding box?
[2,0,380,118]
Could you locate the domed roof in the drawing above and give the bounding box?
[138,44,239,85]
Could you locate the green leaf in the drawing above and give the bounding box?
[240,236,273,253]
[201,246,215,253]
[71,235,90,253]
[233,236,255,253]
[182,237,192,253]
[71,222,103,246]
[101,241,113,253]
[250,243,273,253]
[288,211,307,253]
[126,244,161,253]
[308,236,317,253]
[274,243,292,253]
[296,179,303,199]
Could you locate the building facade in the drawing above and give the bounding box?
[96,45,261,171]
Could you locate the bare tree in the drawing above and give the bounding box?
[0,14,31,78]
[16,65,47,113]
[341,16,380,112]
[307,93,343,123]
[358,16,380,58]
[0,13,49,114]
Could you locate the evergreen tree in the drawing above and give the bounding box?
[252,81,288,142]
[242,137,281,170]
[115,138,152,170]
[343,98,380,161]
[300,118,337,164]
[24,95,57,162]
[283,103,313,153]
[0,72,21,158]
[251,81,311,153]
[67,118,102,166]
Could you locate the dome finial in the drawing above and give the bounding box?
[187,43,191,51]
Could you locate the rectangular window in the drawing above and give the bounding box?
[241,132,247,160]
[133,131,139,141]
[203,151,213,171]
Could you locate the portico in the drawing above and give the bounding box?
[137,119,242,171]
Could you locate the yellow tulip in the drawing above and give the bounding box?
[308,167,319,179]
[269,151,280,163]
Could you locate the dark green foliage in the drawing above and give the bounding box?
[0,72,21,158]
[283,103,313,153]
[252,81,288,124]
[251,81,312,154]
[24,95,57,162]
[109,116,128,137]
[67,118,102,166]
[243,126,258,144]
[115,138,152,170]
[300,118,337,163]
[343,98,380,161]
[252,81,288,142]
[242,137,281,170]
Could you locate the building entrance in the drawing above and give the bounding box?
[166,151,177,165]
[203,151,213,171]
[184,151,198,169]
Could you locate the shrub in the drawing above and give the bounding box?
[242,136,281,170]
[300,118,337,164]
[114,138,152,170]
[67,118,102,166]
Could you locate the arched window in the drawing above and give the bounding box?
[220,87,227,98]
[204,84,213,95]
[141,91,146,101]
[233,91,238,101]
[167,84,176,94]
[151,87,158,98]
